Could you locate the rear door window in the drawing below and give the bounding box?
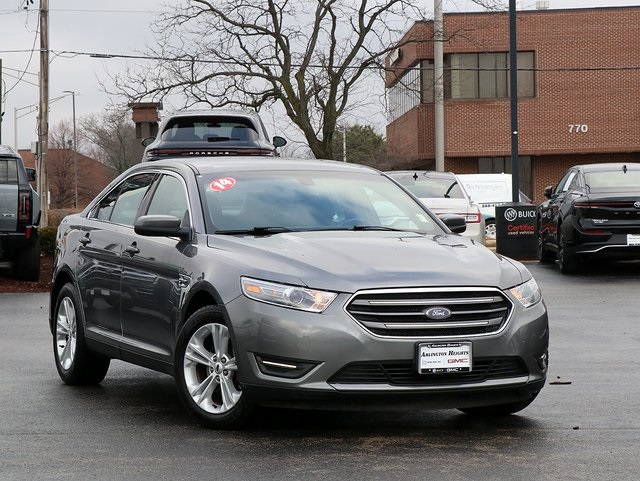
[0,159,18,183]
[93,173,156,226]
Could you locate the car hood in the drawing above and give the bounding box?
[206,231,526,293]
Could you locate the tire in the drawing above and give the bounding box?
[537,221,555,263]
[53,282,110,385]
[484,220,496,241]
[174,306,254,429]
[14,238,41,281]
[557,228,578,274]
[458,391,540,416]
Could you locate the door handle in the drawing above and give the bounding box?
[124,243,140,256]
[79,235,91,246]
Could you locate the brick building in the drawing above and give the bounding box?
[20,149,116,209]
[385,6,640,203]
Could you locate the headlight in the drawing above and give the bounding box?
[509,277,542,308]
[241,277,337,313]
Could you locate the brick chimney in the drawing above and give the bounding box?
[129,101,163,162]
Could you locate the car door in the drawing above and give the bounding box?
[118,173,193,370]
[77,173,156,352]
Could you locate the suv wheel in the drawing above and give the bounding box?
[53,283,110,384]
[174,306,254,429]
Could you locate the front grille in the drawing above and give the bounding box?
[345,288,512,338]
[329,357,528,386]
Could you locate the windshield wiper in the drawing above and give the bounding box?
[214,226,295,236]
[348,225,407,232]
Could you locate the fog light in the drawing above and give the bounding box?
[254,354,319,379]
[537,351,549,371]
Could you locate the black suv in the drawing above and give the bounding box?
[0,145,41,280]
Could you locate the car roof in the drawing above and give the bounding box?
[575,163,640,172]
[159,108,261,122]
[135,156,382,176]
[386,170,457,179]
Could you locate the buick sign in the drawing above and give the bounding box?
[425,307,452,320]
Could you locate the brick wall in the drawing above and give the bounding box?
[385,7,640,204]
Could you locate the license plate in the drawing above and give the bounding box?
[627,234,640,246]
[418,342,472,374]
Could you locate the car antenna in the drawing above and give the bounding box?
[623,164,628,173]
[413,173,418,181]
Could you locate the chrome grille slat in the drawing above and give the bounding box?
[345,288,513,338]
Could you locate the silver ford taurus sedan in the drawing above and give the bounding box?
[50,157,548,429]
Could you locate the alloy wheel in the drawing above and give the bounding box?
[183,323,242,414]
[56,296,78,371]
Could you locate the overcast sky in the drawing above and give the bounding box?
[1,0,637,150]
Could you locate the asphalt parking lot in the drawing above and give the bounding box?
[0,260,639,481]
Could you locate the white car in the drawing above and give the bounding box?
[458,174,532,240]
[386,170,485,245]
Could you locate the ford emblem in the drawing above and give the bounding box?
[634,201,640,209]
[425,307,452,320]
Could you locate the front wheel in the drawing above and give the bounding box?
[174,306,254,429]
[484,220,496,241]
[53,283,110,385]
[537,222,555,263]
[458,391,540,416]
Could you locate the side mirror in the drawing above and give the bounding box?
[134,214,191,241]
[543,185,554,199]
[272,136,287,148]
[141,137,156,147]
[25,167,37,182]
[439,213,467,234]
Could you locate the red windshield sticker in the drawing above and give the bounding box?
[209,177,237,192]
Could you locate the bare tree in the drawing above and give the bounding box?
[80,110,138,174]
[111,0,429,159]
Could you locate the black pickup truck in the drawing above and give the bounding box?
[0,145,41,281]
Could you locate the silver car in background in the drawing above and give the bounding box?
[50,157,548,429]
[386,170,486,245]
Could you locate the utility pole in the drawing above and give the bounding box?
[37,0,49,226]
[1,58,3,144]
[434,0,445,172]
[509,0,520,203]
[63,91,78,207]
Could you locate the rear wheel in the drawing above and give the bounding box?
[458,391,540,416]
[174,306,254,429]
[557,228,578,274]
[53,283,110,385]
[14,238,41,281]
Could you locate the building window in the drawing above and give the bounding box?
[478,156,532,199]
[387,66,421,122]
[421,60,435,103]
[445,51,535,99]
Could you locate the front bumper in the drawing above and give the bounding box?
[224,290,549,410]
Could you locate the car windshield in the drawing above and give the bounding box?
[584,169,640,193]
[199,170,442,235]
[160,116,259,143]
[389,173,465,199]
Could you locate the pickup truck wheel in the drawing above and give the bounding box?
[53,282,110,385]
[14,238,41,281]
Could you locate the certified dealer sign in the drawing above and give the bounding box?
[495,204,538,259]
